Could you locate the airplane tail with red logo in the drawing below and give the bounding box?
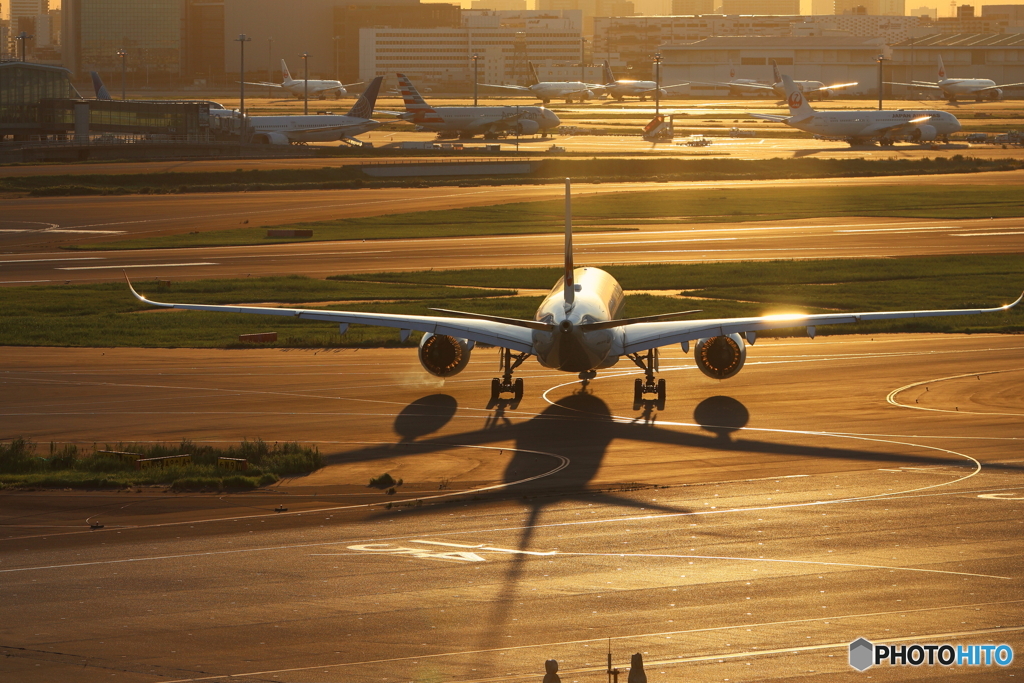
[780,74,815,121]
[396,73,444,124]
[771,59,782,85]
[937,54,946,80]
[281,59,293,84]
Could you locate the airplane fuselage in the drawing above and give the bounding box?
[410,106,560,134]
[249,115,380,142]
[788,109,960,140]
[281,79,346,99]
[605,80,659,99]
[531,267,624,372]
[529,82,593,101]
[938,78,1000,100]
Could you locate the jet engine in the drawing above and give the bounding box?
[514,119,541,135]
[988,88,1003,101]
[418,333,471,378]
[582,89,595,100]
[658,88,669,98]
[693,333,746,380]
[252,132,291,145]
[911,125,937,142]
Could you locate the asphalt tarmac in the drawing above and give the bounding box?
[3,171,1024,283]
[2,334,1022,682]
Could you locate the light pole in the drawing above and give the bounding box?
[876,54,887,110]
[580,37,586,84]
[654,52,662,116]
[235,34,251,116]
[302,53,309,115]
[333,36,340,82]
[472,54,479,106]
[267,37,273,97]
[15,31,33,62]
[117,48,127,99]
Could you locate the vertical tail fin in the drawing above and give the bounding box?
[603,60,615,84]
[781,74,815,119]
[937,54,946,80]
[281,59,292,83]
[346,76,383,119]
[771,59,782,84]
[90,72,111,100]
[396,73,442,122]
[563,178,574,310]
[528,61,541,86]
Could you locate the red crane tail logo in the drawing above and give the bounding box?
[788,90,804,109]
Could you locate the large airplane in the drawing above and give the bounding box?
[752,74,961,146]
[244,59,361,100]
[125,179,1021,407]
[482,62,595,104]
[692,60,857,100]
[245,76,383,145]
[393,73,560,139]
[886,55,1024,102]
[598,61,688,102]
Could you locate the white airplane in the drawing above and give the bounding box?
[482,62,595,104]
[751,74,961,146]
[245,77,383,145]
[887,55,1024,103]
[598,61,688,102]
[125,180,1021,407]
[393,73,560,139]
[244,59,361,100]
[692,60,857,100]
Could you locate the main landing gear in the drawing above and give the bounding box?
[490,348,531,403]
[627,348,666,407]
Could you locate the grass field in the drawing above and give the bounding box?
[67,183,1024,251]
[2,255,1020,349]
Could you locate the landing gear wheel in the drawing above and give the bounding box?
[490,378,501,402]
[633,377,643,404]
[657,378,666,405]
[513,377,524,402]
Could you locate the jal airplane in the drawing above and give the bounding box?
[752,74,961,146]
[482,62,595,103]
[887,55,1024,102]
[394,73,560,139]
[244,59,361,100]
[693,60,856,100]
[598,61,688,101]
[246,77,383,145]
[125,180,1020,407]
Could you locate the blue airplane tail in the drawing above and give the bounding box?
[346,76,384,119]
[91,71,112,100]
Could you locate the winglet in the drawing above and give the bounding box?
[563,178,574,311]
[124,271,171,308]
[1007,290,1024,310]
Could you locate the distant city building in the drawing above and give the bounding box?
[834,0,904,15]
[719,0,799,14]
[929,12,1020,32]
[956,4,974,18]
[671,0,714,14]
[359,11,583,87]
[810,0,835,14]
[909,5,937,19]
[633,0,673,15]
[470,0,527,9]
[62,0,182,78]
[983,5,1024,21]
[535,0,634,34]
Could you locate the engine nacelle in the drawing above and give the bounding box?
[418,333,471,378]
[582,89,594,100]
[658,88,669,98]
[988,88,1003,101]
[514,119,541,135]
[911,124,937,142]
[252,132,291,145]
[694,333,746,380]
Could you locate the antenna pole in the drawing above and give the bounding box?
[563,178,574,310]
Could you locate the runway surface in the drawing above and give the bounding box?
[1,334,1022,681]
[3,171,1024,284]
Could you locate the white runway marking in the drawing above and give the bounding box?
[0,257,103,263]
[886,368,1024,416]
[56,262,218,270]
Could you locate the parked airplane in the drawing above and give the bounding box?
[886,55,1024,102]
[597,61,688,101]
[90,71,112,100]
[394,73,560,139]
[752,74,961,146]
[246,76,383,145]
[244,59,361,100]
[692,60,856,100]
[90,71,235,120]
[125,179,1020,407]
[482,62,595,103]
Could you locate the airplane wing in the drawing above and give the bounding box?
[689,80,776,92]
[126,276,539,353]
[293,121,378,134]
[860,114,935,138]
[803,81,858,95]
[620,294,1022,355]
[749,113,789,123]
[241,81,283,88]
[481,84,532,92]
[886,81,941,90]
[982,82,1024,91]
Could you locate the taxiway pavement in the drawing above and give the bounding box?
[1,335,1022,682]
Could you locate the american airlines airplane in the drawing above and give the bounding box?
[887,55,1024,102]
[244,59,361,100]
[126,180,1020,407]
[752,74,961,146]
[246,77,383,145]
[692,60,857,100]
[598,61,688,102]
[482,62,595,104]
[394,74,560,139]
